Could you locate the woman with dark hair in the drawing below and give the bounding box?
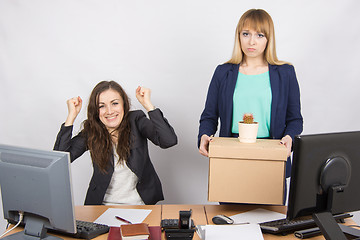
[198,9,303,192]
[54,81,177,205]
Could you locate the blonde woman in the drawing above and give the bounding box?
[198,9,303,183]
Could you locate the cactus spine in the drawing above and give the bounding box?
[242,113,254,124]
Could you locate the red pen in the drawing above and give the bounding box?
[115,215,132,224]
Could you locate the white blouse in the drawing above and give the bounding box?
[102,148,144,205]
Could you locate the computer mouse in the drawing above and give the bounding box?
[212,214,234,225]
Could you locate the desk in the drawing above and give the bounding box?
[204,204,287,240]
[204,204,356,240]
[3,205,161,240]
[3,204,356,240]
[75,205,162,226]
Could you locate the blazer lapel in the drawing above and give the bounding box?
[269,64,279,138]
[224,64,239,136]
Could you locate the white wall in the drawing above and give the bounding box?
[1,0,360,231]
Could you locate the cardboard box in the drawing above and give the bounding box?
[208,137,288,205]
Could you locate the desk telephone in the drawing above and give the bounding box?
[162,209,195,240]
[161,219,195,229]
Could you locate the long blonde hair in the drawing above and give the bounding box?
[226,9,290,65]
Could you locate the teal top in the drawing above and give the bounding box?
[232,71,272,138]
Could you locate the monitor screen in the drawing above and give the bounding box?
[0,144,76,240]
[287,131,360,238]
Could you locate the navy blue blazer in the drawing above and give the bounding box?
[198,63,303,176]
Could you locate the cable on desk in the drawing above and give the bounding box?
[0,211,24,238]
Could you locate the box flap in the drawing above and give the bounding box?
[208,137,287,161]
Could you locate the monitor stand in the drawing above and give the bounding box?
[313,211,360,240]
[314,157,360,240]
[2,217,63,240]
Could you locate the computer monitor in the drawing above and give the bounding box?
[0,144,76,240]
[287,131,360,239]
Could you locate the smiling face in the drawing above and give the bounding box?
[240,27,268,61]
[98,88,124,133]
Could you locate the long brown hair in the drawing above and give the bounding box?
[226,9,290,65]
[82,81,131,172]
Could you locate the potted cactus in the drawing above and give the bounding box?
[238,113,259,143]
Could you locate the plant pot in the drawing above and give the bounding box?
[238,122,259,143]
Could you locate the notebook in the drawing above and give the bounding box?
[107,226,161,240]
[121,223,149,240]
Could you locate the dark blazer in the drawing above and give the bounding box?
[198,63,303,176]
[54,109,177,205]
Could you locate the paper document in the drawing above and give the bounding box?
[196,225,206,239]
[94,208,152,227]
[230,208,286,224]
[205,224,264,240]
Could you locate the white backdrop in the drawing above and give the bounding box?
[1,0,360,231]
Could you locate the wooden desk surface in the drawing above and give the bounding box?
[4,204,357,240]
[3,205,161,240]
[74,205,162,226]
[204,204,356,240]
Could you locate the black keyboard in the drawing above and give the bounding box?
[8,219,110,239]
[260,213,352,235]
[71,220,110,239]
